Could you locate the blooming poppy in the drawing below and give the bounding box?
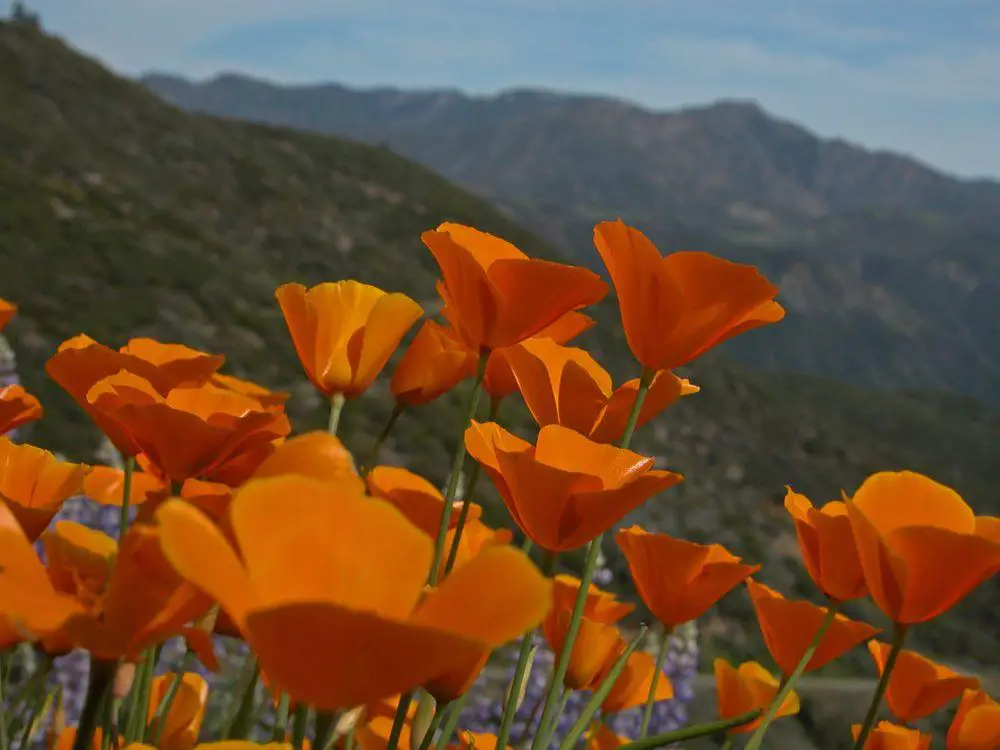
[87,372,290,486]
[251,431,363,493]
[483,311,595,399]
[46,334,224,454]
[593,220,784,371]
[84,465,169,508]
[211,372,291,412]
[851,722,932,749]
[586,724,629,750]
[0,437,90,540]
[452,732,507,750]
[366,465,481,539]
[441,518,513,580]
[0,504,213,662]
[785,488,867,601]
[276,280,423,398]
[391,320,478,406]
[616,526,758,626]
[145,672,210,750]
[155,475,552,711]
[0,298,15,331]
[0,384,42,435]
[846,471,1000,624]
[601,649,674,714]
[868,641,979,722]
[503,338,698,443]
[714,659,799,733]
[422,222,608,352]
[947,690,1000,750]
[747,580,879,675]
[466,423,682,552]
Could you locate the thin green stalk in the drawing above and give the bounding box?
[313,711,338,750]
[428,351,488,587]
[146,649,196,744]
[329,392,346,436]
[513,665,552,746]
[223,654,261,738]
[0,652,8,750]
[558,627,647,750]
[118,455,135,540]
[719,735,733,750]
[6,654,53,742]
[443,395,501,575]
[271,693,291,741]
[21,683,59,750]
[73,660,117,750]
[417,700,448,750]
[745,600,842,750]
[639,627,673,739]
[852,624,909,750]
[362,403,404,476]
[386,691,414,750]
[436,691,470,750]
[290,704,309,749]
[619,710,763,750]
[101,686,115,750]
[345,725,357,750]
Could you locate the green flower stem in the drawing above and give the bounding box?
[123,649,155,743]
[73,659,117,750]
[223,654,261,739]
[20,681,56,749]
[361,403,404,476]
[271,693,291,741]
[345,726,357,750]
[428,351,488,588]
[558,627,647,750]
[146,649,196,744]
[385,691,414,750]
[0,652,8,750]
[291,704,309,749]
[417,699,448,750]
[514,665,552,746]
[436,692,470,750]
[118,455,135,540]
[852,624,909,750]
[619,710,763,750]
[7,654,53,742]
[745,600,842,750]
[639,626,673,739]
[719,734,733,750]
[329,392,346,436]
[313,710,338,750]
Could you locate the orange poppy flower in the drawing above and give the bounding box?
[86,372,290,485]
[714,659,799,734]
[550,574,636,624]
[503,338,698,443]
[441,518,513,579]
[391,320,478,406]
[466,423,682,552]
[593,220,784,371]
[0,505,213,662]
[422,222,608,352]
[586,724,629,750]
[84,465,169,507]
[601,650,674,714]
[211,372,291,412]
[616,526,758,626]
[851,722,932,749]
[0,298,15,331]
[145,672,210,750]
[155,475,552,711]
[785,488,867,601]
[46,334,224,454]
[0,384,43,435]
[251,431,363,493]
[356,710,414,750]
[747,580,879,675]
[366,465,481,539]
[483,311,595,399]
[453,732,506,750]
[947,690,1000,750]
[0,438,90,540]
[425,647,491,704]
[846,471,1000,624]
[868,641,979,722]
[276,280,423,398]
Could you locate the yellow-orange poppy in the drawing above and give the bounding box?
[593,220,783,371]
[366,465,481,539]
[211,372,290,412]
[84,465,169,508]
[0,504,213,662]
[441,518,513,580]
[86,372,290,485]
[714,659,799,734]
[391,320,477,406]
[0,384,43,435]
[452,732,507,750]
[483,311,595,399]
[586,724,629,750]
[503,338,697,443]
[276,280,423,398]
[747,580,879,675]
[868,641,979,722]
[155,475,552,711]
[616,526,757,626]
[601,649,674,714]
[851,722,931,749]
[846,471,1000,624]
[466,423,682,552]
[947,690,1000,750]
[0,298,15,331]
[0,437,90,540]
[422,223,607,352]
[785,487,867,601]
[251,431,363,491]
[145,672,210,750]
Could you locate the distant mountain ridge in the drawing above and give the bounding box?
[143,72,1000,406]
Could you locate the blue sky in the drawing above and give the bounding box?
[26,0,1000,178]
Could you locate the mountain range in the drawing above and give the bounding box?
[144,72,1000,405]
